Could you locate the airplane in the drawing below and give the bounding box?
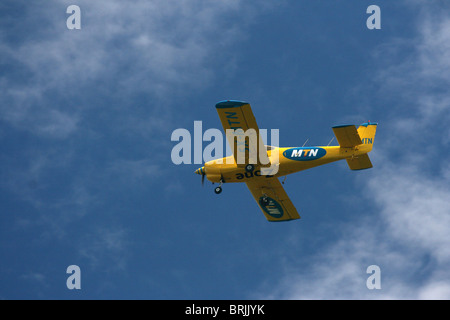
[195,100,377,222]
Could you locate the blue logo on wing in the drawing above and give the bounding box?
[283,147,326,161]
[259,196,284,218]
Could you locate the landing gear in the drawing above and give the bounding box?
[245,164,255,172]
[214,179,224,194]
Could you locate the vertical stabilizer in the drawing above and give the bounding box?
[357,122,377,152]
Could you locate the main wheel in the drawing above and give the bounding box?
[214,186,222,194]
[245,164,255,172]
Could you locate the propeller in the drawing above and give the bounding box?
[195,166,206,186]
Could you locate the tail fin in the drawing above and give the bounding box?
[332,122,377,170]
[346,122,377,170]
[357,122,377,152]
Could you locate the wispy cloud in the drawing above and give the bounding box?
[78,226,130,271]
[106,159,162,184]
[0,0,263,138]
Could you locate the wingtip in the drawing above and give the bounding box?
[215,100,249,109]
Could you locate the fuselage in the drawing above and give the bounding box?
[199,143,372,183]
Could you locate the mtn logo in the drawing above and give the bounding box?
[283,147,327,161]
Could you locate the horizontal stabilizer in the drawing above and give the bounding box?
[332,125,362,148]
[346,153,373,170]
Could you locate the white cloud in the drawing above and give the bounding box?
[418,282,450,300]
[369,165,450,263]
[0,0,265,137]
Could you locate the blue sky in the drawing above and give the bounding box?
[1,0,450,299]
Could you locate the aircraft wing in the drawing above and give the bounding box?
[332,125,362,147]
[246,178,300,222]
[216,100,270,167]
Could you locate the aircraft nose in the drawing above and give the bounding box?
[195,166,205,175]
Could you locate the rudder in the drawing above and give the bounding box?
[357,122,377,152]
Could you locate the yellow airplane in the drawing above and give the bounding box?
[195,100,377,222]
